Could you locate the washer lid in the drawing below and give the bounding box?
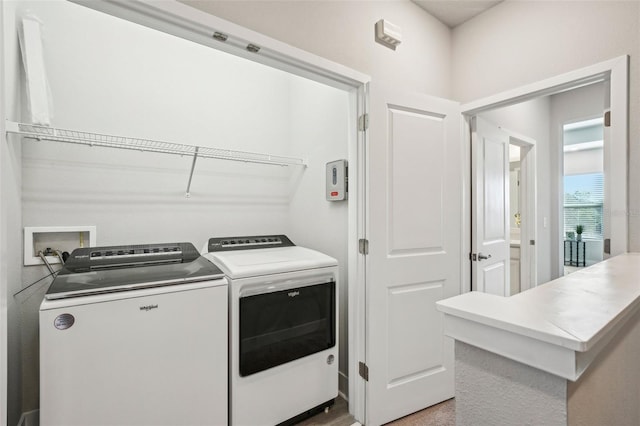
[203,246,337,279]
[46,242,225,299]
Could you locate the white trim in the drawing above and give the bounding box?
[460,56,625,116]
[462,118,472,293]
[461,56,629,292]
[607,57,628,256]
[69,1,370,422]
[17,409,39,426]
[348,83,368,423]
[69,0,369,90]
[338,371,349,400]
[505,131,537,291]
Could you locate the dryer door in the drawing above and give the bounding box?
[239,279,336,376]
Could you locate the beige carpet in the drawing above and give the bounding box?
[297,397,455,426]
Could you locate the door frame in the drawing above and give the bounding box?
[461,55,628,292]
[4,0,371,422]
[558,113,607,274]
[505,129,537,292]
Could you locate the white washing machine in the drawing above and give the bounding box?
[40,242,228,426]
[203,235,338,426]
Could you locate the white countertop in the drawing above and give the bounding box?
[437,253,640,380]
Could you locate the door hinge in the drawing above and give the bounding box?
[358,113,369,131]
[604,238,611,254]
[604,110,611,127]
[359,361,369,381]
[358,238,369,255]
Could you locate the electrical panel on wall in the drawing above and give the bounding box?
[326,160,348,201]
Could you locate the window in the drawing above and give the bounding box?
[564,173,603,240]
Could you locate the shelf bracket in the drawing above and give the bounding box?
[185,147,199,198]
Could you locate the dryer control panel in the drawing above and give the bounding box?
[207,235,295,252]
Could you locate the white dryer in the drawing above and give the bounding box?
[40,242,228,426]
[203,235,338,426]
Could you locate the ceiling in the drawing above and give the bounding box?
[412,0,504,28]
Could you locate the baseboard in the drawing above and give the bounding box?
[17,409,39,426]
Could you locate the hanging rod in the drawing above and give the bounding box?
[5,121,307,167]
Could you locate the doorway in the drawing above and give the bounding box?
[469,117,536,296]
[509,144,522,293]
[509,133,537,294]
[463,56,628,293]
[1,1,370,425]
[562,117,605,274]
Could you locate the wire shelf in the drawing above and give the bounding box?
[6,121,307,167]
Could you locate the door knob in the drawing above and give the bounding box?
[478,253,492,260]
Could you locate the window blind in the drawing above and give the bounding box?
[564,173,604,240]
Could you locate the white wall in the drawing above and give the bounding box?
[2,1,24,424]
[0,3,6,424]
[1,2,8,424]
[286,77,350,393]
[452,0,640,253]
[19,0,294,245]
[7,0,352,414]
[179,0,452,97]
[479,96,552,284]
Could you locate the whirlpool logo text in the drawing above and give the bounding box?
[139,304,158,311]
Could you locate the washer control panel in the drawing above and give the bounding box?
[207,235,295,252]
[60,242,201,273]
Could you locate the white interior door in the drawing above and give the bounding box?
[367,85,461,425]
[471,117,510,296]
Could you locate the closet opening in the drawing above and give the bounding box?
[2,1,369,423]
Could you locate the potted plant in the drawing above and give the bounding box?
[576,224,583,241]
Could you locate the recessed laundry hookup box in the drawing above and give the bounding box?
[24,226,96,266]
